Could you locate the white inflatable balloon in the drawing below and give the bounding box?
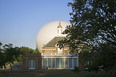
[36,21,71,52]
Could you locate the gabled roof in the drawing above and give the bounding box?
[43,37,64,48]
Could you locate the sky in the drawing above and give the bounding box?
[0,0,72,49]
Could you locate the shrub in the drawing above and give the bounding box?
[72,66,80,72]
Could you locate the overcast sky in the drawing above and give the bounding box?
[0,0,72,49]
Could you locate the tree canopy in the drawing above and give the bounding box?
[59,0,116,71]
[0,42,39,70]
[61,0,116,49]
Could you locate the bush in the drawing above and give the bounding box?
[72,66,80,72]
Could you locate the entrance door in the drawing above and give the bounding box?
[29,60,35,69]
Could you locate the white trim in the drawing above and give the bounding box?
[42,49,56,50]
[42,56,78,58]
[42,49,67,51]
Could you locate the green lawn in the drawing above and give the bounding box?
[0,70,115,77]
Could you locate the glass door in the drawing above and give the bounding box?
[29,60,35,69]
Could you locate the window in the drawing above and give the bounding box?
[56,58,60,68]
[43,58,47,68]
[29,60,35,69]
[69,58,72,68]
[65,58,68,68]
[61,58,64,68]
[74,58,78,67]
[58,29,62,34]
[48,58,52,68]
[52,58,55,68]
[58,48,62,53]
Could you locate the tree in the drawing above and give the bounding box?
[3,44,22,71]
[0,51,5,69]
[0,43,22,71]
[33,48,40,53]
[0,42,36,70]
[59,0,116,71]
[78,44,92,69]
[89,43,116,71]
[67,0,116,46]
[0,42,2,47]
[18,46,35,61]
[20,46,34,54]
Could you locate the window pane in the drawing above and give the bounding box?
[74,58,77,67]
[29,60,31,68]
[52,58,55,68]
[43,58,47,68]
[56,58,60,68]
[61,58,64,68]
[48,58,51,68]
[65,58,68,68]
[33,60,35,68]
[58,48,62,53]
[69,58,72,68]
[29,60,35,69]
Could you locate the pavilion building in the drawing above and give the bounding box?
[23,21,79,70]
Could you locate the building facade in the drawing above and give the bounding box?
[23,53,42,70]
[23,21,79,70]
[41,22,78,69]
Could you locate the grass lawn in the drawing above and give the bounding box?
[0,70,116,77]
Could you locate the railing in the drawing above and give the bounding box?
[41,53,78,57]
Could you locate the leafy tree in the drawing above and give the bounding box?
[88,43,116,71]
[0,48,5,69]
[61,0,116,49]
[18,46,35,61]
[20,46,34,54]
[33,48,40,53]
[0,42,2,47]
[59,0,116,71]
[0,42,37,70]
[79,44,92,69]
[3,44,22,71]
[0,43,7,69]
[0,43,22,71]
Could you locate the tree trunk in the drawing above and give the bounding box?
[3,64,6,69]
[9,62,12,73]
